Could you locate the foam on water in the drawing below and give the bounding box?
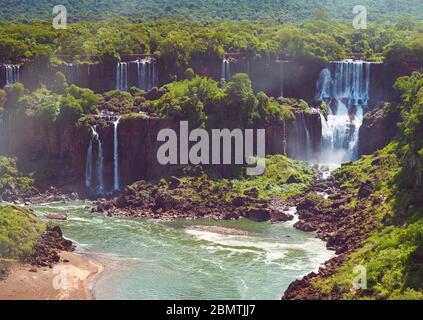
[29,202,335,299]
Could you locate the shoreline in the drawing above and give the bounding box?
[0,250,102,300]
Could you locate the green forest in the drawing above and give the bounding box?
[0,17,423,70]
[0,0,423,22]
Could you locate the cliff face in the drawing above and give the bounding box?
[4,112,324,192]
[6,113,90,189]
[358,106,399,156]
[266,112,322,161]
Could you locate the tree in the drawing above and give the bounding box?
[57,95,83,126]
[184,68,195,80]
[221,73,258,127]
[51,72,68,94]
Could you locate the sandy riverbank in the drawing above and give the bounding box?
[0,251,101,300]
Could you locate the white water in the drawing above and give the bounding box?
[113,116,121,192]
[136,58,158,91]
[85,125,105,194]
[221,58,231,82]
[85,129,94,188]
[116,62,128,91]
[316,60,371,164]
[4,64,20,86]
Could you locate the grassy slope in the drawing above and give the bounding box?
[0,205,45,260]
[313,143,423,300]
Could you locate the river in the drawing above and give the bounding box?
[31,201,334,300]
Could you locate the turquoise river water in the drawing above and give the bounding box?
[30,201,334,300]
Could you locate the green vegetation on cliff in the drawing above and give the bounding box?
[0,156,36,201]
[153,73,295,128]
[0,205,45,260]
[308,74,423,300]
[124,154,315,207]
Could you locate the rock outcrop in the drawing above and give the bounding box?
[358,105,399,156]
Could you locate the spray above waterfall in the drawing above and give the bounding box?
[315,60,371,164]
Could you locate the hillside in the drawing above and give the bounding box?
[0,0,422,22]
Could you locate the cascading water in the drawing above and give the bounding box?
[85,125,105,194]
[279,62,284,97]
[221,58,231,82]
[136,58,158,91]
[315,60,371,163]
[116,62,128,91]
[4,64,20,86]
[301,114,312,160]
[85,129,94,188]
[113,116,121,192]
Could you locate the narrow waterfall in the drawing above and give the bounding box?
[4,64,20,86]
[85,130,94,188]
[116,62,128,91]
[221,58,231,82]
[301,114,312,160]
[113,116,121,192]
[280,62,284,97]
[85,125,105,194]
[136,58,158,91]
[315,60,371,163]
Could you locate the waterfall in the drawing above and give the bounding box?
[113,116,121,192]
[85,125,105,195]
[4,65,20,86]
[301,114,312,160]
[315,60,371,163]
[221,58,231,82]
[280,62,284,97]
[85,128,94,188]
[136,58,158,91]
[116,62,128,91]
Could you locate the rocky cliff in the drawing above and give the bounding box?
[358,105,400,156]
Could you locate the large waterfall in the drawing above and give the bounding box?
[85,125,105,194]
[221,58,231,82]
[116,62,128,91]
[136,58,158,91]
[4,64,20,86]
[316,60,371,163]
[113,116,121,192]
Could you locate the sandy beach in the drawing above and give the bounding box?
[0,251,101,300]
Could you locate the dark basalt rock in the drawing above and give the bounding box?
[24,226,74,268]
